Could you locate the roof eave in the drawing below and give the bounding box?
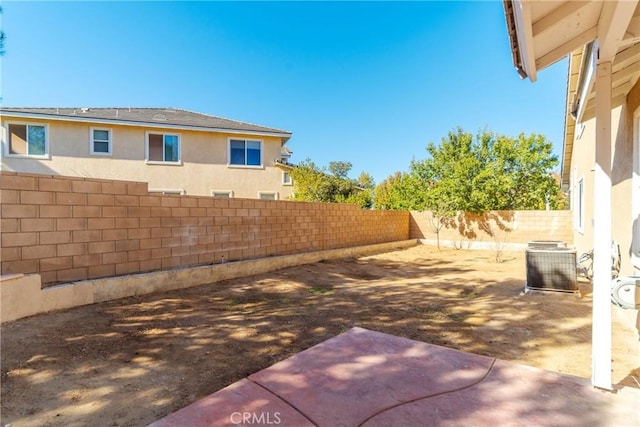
[503,0,529,79]
[0,110,292,140]
[503,0,537,82]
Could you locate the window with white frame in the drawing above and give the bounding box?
[229,138,262,166]
[146,132,180,163]
[5,123,48,157]
[258,191,278,201]
[90,128,111,155]
[282,171,292,185]
[576,177,585,233]
[149,189,185,195]
[211,190,233,199]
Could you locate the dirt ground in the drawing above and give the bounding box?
[1,245,639,427]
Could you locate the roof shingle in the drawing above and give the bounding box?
[0,107,291,137]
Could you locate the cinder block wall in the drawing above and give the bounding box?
[409,210,574,245]
[1,172,410,286]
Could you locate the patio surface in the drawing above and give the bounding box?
[149,327,639,427]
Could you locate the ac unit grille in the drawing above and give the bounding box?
[526,247,577,291]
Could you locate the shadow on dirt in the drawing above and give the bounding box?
[0,245,630,426]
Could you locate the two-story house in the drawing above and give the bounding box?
[0,107,294,200]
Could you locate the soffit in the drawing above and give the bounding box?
[505,0,640,188]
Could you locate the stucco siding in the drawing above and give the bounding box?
[1,118,293,199]
[570,115,596,262]
[570,78,640,275]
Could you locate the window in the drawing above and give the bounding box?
[576,177,585,233]
[146,132,180,163]
[90,128,111,155]
[258,192,278,201]
[283,171,292,185]
[6,123,48,157]
[149,189,185,195]
[211,191,233,199]
[229,139,262,166]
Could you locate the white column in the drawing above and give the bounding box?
[591,60,612,390]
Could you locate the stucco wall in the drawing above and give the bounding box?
[0,118,293,200]
[570,78,640,276]
[410,210,573,248]
[0,172,409,286]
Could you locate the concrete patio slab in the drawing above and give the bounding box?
[149,327,640,427]
[248,327,494,426]
[148,378,314,427]
[362,359,639,427]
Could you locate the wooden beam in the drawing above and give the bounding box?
[597,0,639,62]
[584,80,634,102]
[622,16,640,40]
[618,37,640,50]
[536,26,598,70]
[592,61,613,390]
[582,93,628,121]
[612,42,640,67]
[612,81,637,98]
[532,1,591,37]
[612,64,640,85]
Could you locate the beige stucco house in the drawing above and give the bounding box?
[0,107,294,200]
[503,0,640,389]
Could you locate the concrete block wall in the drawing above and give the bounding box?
[409,210,574,246]
[1,172,410,286]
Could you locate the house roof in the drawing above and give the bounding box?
[503,0,640,188]
[0,107,292,141]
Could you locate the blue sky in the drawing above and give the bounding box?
[0,1,568,184]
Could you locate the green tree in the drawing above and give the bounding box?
[290,159,373,208]
[328,161,353,179]
[379,127,563,212]
[373,172,401,210]
[289,159,333,203]
[345,172,375,209]
[374,171,426,210]
[375,127,564,251]
[355,171,375,189]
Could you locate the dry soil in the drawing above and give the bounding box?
[1,245,638,426]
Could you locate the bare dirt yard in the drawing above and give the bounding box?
[1,245,638,427]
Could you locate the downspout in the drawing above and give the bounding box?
[570,42,597,123]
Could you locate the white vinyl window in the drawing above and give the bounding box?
[211,190,233,199]
[283,171,292,185]
[90,127,112,155]
[149,189,185,195]
[258,191,278,201]
[576,177,585,233]
[5,122,49,158]
[228,138,262,167]
[146,132,181,164]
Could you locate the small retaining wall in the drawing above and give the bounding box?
[1,240,417,323]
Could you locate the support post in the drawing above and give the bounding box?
[592,60,613,390]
